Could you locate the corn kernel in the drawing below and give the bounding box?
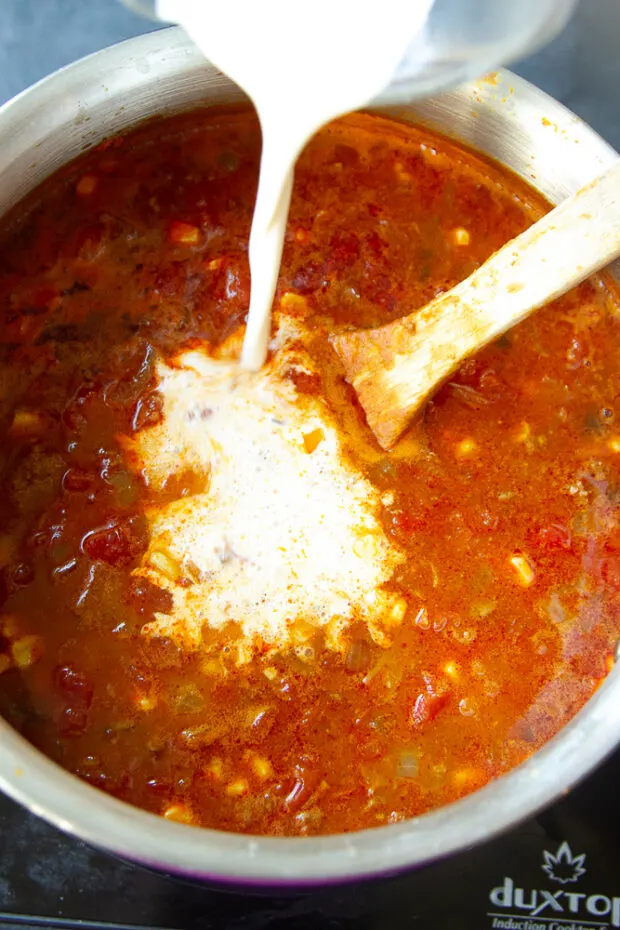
[168,221,200,245]
[0,615,19,638]
[451,227,471,246]
[147,549,182,582]
[608,437,620,453]
[302,428,324,454]
[10,409,44,437]
[455,438,478,458]
[444,660,459,678]
[453,767,482,786]
[137,694,157,712]
[249,755,273,780]
[263,665,278,681]
[163,803,192,823]
[279,291,309,314]
[11,635,44,669]
[394,161,411,182]
[76,174,98,196]
[226,777,249,797]
[295,227,310,243]
[515,422,531,443]
[201,657,227,678]
[509,553,535,586]
[291,619,315,645]
[206,257,223,271]
[389,598,408,625]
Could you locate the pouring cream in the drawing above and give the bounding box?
[156,0,436,369]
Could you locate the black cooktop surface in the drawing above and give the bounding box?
[1,748,620,930]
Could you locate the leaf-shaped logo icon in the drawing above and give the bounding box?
[542,842,587,884]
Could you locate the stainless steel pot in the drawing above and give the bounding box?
[1,26,620,887]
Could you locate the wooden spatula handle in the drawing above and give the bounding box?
[428,158,620,351]
[332,159,620,449]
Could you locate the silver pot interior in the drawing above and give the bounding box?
[1,26,620,885]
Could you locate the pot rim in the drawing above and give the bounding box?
[5,669,620,885]
[1,28,620,886]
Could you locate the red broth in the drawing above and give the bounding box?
[0,108,619,836]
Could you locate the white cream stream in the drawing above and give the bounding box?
[128,2,437,659]
[157,0,435,368]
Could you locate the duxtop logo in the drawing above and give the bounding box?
[487,841,620,929]
[543,842,587,885]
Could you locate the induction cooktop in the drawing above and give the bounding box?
[1,746,619,930]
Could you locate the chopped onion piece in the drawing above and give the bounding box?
[397,750,419,779]
[226,777,249,797]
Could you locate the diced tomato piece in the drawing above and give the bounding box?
[62,468,95,493]
[332,144,359,167]
[126,577,173,617]
[54,664,93,700]
[58,706,89,736]
[365,231,385,258]
[209,255,250,307]
[389,510,427,542]
[326,230,360,273]
[63,382,98,431]
[93,135,124,153]
[411,679,450,728]
[153,261,186,299]
[132,391,164,432]
[363,272,397,311]
[411,691,449,727]
[31,286,59,309]
[530,523,572,552]
[282,766,320,814]
[82,519,145,567]
[290,260,324,294]
[54,664,94,737]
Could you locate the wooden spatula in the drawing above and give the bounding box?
[331,159,620,450]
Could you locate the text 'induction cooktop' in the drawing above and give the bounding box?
[1,748,619,930]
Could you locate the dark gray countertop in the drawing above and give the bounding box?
[0,0,618,148]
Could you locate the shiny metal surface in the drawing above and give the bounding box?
[1,27,619,886]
